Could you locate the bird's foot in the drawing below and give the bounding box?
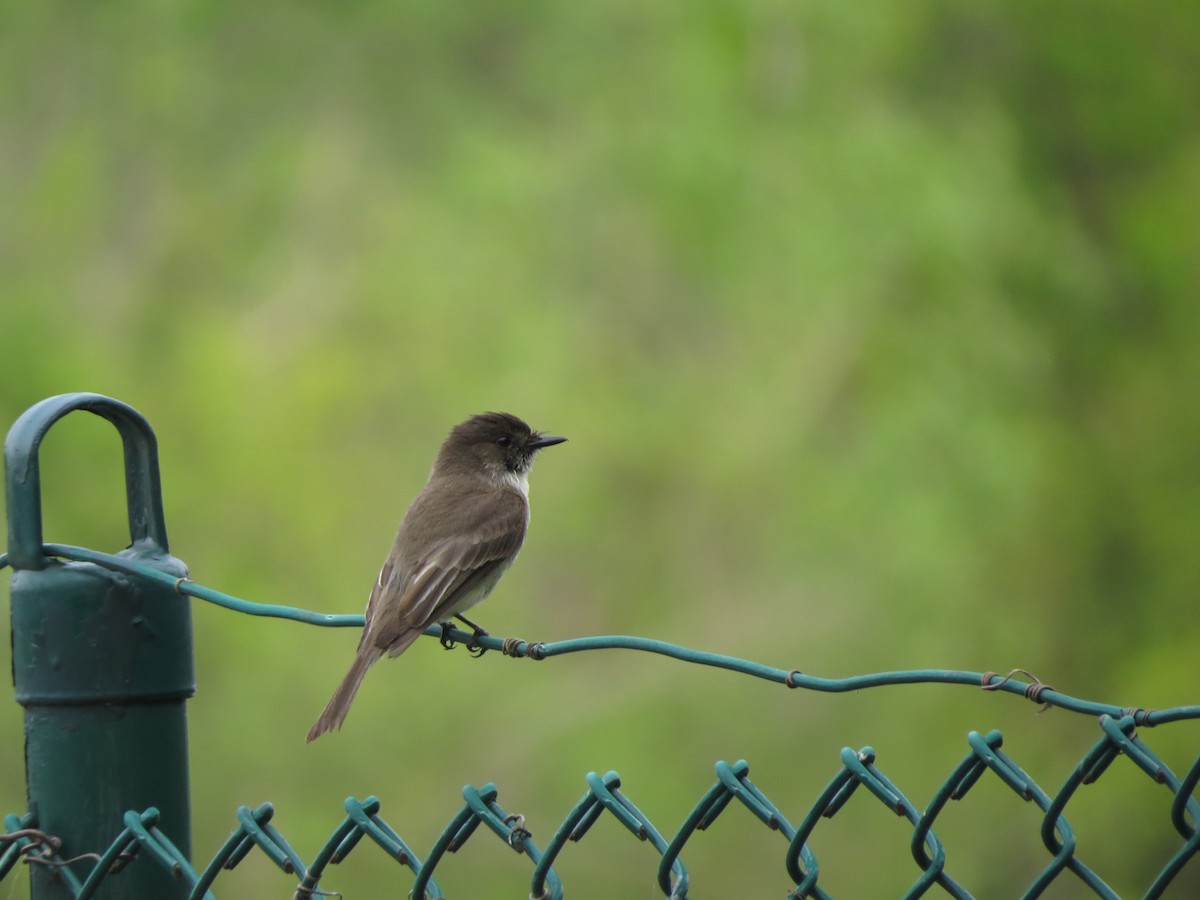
[456,615,490,658]
[465,627,490,658]
[438,620,489,656]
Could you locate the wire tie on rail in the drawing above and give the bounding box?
[173,576,193,594]
[785,670,803,688]
[26,852,103,868]
[1121,707,1156,727]
[294,885,343,898]
[504,814,531,848]
[0,829,61,854]
[982,669,1055,713]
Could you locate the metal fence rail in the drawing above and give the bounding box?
[3,543,1200,898]
[4,395,1200,898]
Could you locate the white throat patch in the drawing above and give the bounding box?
[500,467,530,498]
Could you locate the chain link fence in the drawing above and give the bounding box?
[3,545,1200,898]
[4,395,1199,898]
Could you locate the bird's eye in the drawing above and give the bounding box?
[495,436,511,447]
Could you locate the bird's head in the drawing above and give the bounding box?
[437,412,566,482]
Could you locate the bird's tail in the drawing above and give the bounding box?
[307,649,382,742]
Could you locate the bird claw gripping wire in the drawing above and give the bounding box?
[455,615,490,657]
[466,633,489,658]
[437,621,490,657]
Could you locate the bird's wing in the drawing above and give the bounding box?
[367,489,528,653]
[357,552,397,653]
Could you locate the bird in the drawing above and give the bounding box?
[306,412,566,741]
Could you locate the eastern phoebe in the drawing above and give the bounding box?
[306,412,566,741]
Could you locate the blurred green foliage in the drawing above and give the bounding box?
[3,0,1200,895]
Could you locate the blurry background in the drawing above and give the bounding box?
[3,0,1200,895]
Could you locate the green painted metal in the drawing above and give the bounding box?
[4,547,1200,896]
[5,393,193,899]
[14,542,1200,726]
[3,717,1200,898]
[3,394,1200,896]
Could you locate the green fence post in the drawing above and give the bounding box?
[5,393,194,899]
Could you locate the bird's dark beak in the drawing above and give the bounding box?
[530,434,567,450]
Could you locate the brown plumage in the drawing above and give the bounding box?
[307,412,565,741]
